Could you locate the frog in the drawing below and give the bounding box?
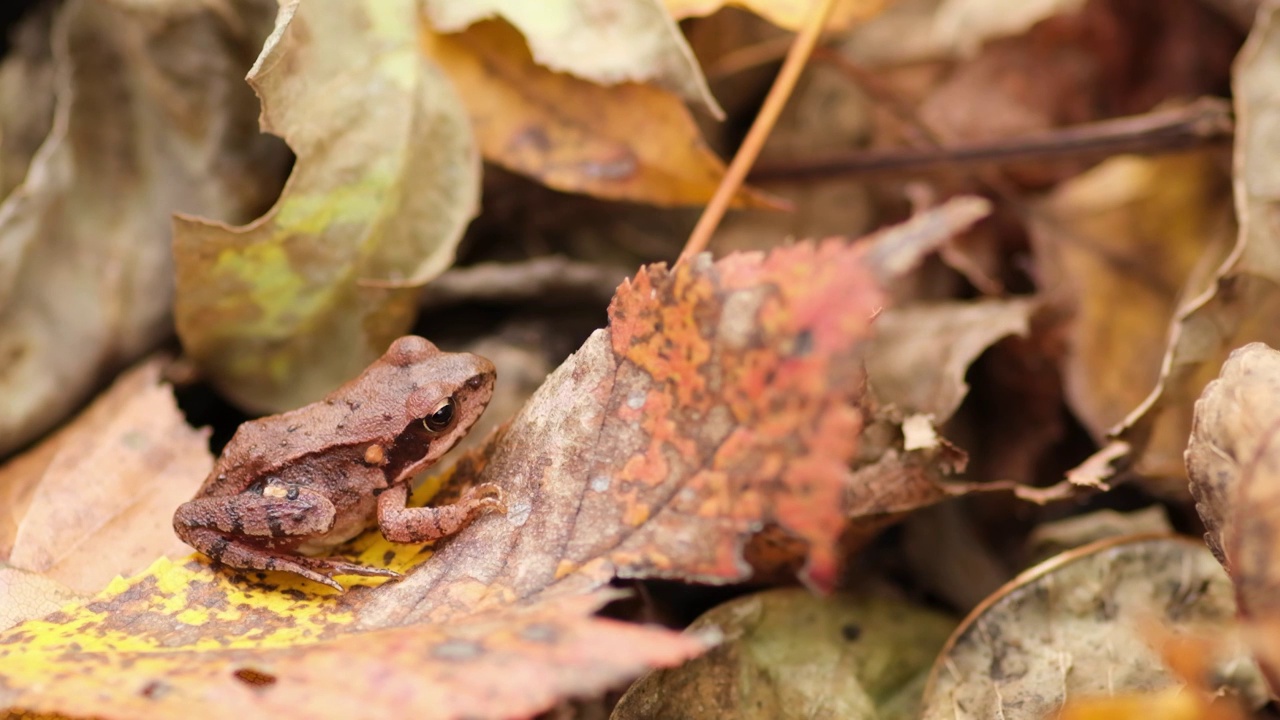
[173,336,504,591]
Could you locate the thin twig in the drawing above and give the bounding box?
[749,97,1233,182]
[419,257,629,310]
[678,0,838,263]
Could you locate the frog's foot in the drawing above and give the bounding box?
[182,527,400,592]
[376,482,507,544]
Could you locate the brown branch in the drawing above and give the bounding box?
[749,97,1233,183]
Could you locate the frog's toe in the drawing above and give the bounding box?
[321,558,402,580]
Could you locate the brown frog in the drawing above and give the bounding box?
[173,336,504,591]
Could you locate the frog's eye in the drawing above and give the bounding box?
[423,398,455,432]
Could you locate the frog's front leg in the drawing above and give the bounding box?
[174,489,397,591]
[376,482,506,543]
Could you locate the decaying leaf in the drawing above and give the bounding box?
[422,20,771,207]
[0,580,709,720]
[0,0,282,455]
[174,0,479,414]
[0,3,54,200]
[424,0,721,115]
[0,565,81,632]
[867,298,1036,422]
[0,358,210,595]
[612,589,955,720]
[664,0,888,32]
[1030,152,1232,446]
[1115,4,1280,482]
[1186,342,1280,692]
[919,536,1267,720]
[0,205,995,718]
[837,0,1087,66]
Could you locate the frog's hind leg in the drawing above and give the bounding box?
[179,527,399,592]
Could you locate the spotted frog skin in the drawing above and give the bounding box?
[173,336,504,591]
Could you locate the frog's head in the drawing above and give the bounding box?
[376,335,496,483]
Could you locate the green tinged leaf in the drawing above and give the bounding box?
[175,0,480,412]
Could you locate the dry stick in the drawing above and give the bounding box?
[750,97,1234,182]
[678,0,838,263]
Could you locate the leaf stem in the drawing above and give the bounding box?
[678,0,838,263]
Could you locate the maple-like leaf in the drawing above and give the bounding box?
[0,202,990,719]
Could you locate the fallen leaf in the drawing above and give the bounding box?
[1030,153,1232,445]
[0,2,54,200]
[837,0,1085,65]
[612,589,956,720]
[174,0,480,414]
[0,357,211,594]
[0,205,993,719]
[0,0,283,455]
[0,580,709,720]
[424,0,721,115]
[0,565,82,632]
[866,298,1036,422]
[422,19,772,207]
[1117,6,1280,482]
[919,536,1267,720]
[664,0,888,32]
[1026,506,1173,562]
[1185,342,1280,693]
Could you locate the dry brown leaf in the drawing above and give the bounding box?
[1185,342,1280,693]
[0,0,283,455]
[1030,153,1232,446]
[0,3,54,200]
[0,357,211,594]
[837,0,1087,66]
[1116,5,1280,483]
[613,589,955,720]
[867,298,1036,422]
[423,19,773,207]
[919,536,1267,720]
[174,0,479,414]
[665,0,888,32]
[425,0,720,115]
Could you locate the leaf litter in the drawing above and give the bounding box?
[3,0,1280,718]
